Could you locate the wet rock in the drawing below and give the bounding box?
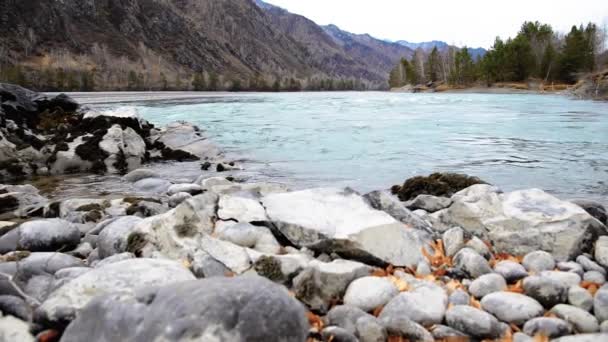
[595,285,608,322]
[494,260,528,283]
[321,326,358,342]
[572,199,607,225]
[355,315,387,342]
[595,236,608,268]
[167,183,203,196]
[551,304,599,333]
[123,168,159,183]
[263,188,432,267]
[132,177,172,194]
[523,275,569,308]
[97,216,142,259]
[584,271,606,284]
[392,172,486,201]
[217,194,267,222]
[363,190,435,235]
[0,315,35,342]
[0,219,80,253]
[405,194,453,213]
[522,250,555,273]
[61,276,307,342]
[379,282,447,326]
[379,315,434,341]
[568,285,594,311]
[443,226,465,257]
[577,255,606,276]
[0,184,47,219]
[469,273,507,298]
[540,271,582,288]
[343,276,399,312]
[481,292,544,325]
[445,305,503,339]
[151,121,220,160]
[523,317,572,338]
[453,248,492,278]
[36,258,195,324]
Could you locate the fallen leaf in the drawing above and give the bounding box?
[372,305,384,317]
[533,334,549,342]
[371,268,388,277]
[388,276,409,292]
[507,280,524,294]
[470,297,482,309]
[510,323,521,332]
[38,330,60,342]
[307,311,324,331]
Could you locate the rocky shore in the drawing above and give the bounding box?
[1,84,608,342]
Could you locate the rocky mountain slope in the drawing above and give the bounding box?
[0,0,414,90]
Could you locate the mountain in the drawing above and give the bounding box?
[396,40,487,59]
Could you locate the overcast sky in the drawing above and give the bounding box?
[263,0,608,48]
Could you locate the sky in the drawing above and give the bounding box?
[263,0,608,48]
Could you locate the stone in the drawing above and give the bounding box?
[168,192,191,208]
[568,285,594,311]
[199,235,251,274]
[12,252,84,278]
[379,282,447,326]
[293,259,371,312]
[466,236,492,259]
[0,184,47,219]
[430,325,468,339]
[392,173,486,201]
[97,216,142,259]
[379,315,434,342]
[551,304,599,333]
[523,275,569,308]
[572,199,607,225]
[405,194,453,213]
[469,273,507,298]
[355,315,387,342]
[218,194,267,222]
[522,250,555,273]
[558,261,585,277]
[443,226,465,257]
[343,276,399,312]
[577,255,606,276]
[595,236,608,268]
[453,248,493,278]
[552,334,608,342]
[321,326,358,342]
[0,295,31,321]
[432,187,607,261]
[523,317,572,338]
[216,222,280,254]
[99,124,146,173]
[449,289,470,306]
[363,190,435,235]
[416,260,431,276]
[481,292,544,325]
[540,271,582,288]
[584,271,606,284]
[92,252,135,268]
[152,121,220,160]
[132,177,172,194]
[601,320,608,332]
[263,188,432,267]
[595,285,608,322]
[494,260,529,283]
[0,315,35,342]
[36,258,195,324]
[327,305,370,335]
[123,168,159,183]
[60,276,308,342]
[191,250,230,278]
[445,305,503,339]
[167,183,203,196]
[0,219,80,253]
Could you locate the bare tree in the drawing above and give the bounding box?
[0,44,6,75]
[23,28,37,57]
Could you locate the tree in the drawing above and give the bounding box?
[128,70,139,90]
[426,47,440,82]
[23,28,37,57]
[192,72,207,91]
[208,72,219,91]
[559,24,596,83]
[450,48,475,85]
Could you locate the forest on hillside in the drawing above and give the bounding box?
[389,21,608,89]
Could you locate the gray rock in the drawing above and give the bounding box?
[293,259,371,313]
[595,236,608,268]
[595,285,608,322]
[572,199,607,225]
[343,276,399,312]
[14,252,84,278]
[406,194,453,213]
[363,190,435,235]
[355,315,387,342]
[0,295,31,321]
[217,194,267,223]
[430,325,468,339]
[263,188,433,267]
[569,285,594,311]
[443,227,465,257]
[523,317,572,338]
[449,289,470,306]
[494,260,528,283]
[453,248,492,278]
[522,250,555,272]
[123,168,159,183]
[379,282,447,326]
[97,216,142,259]
[92,252,135,268]
[551,304,599,333]
[167,183,203,196]
[68,242,93,259]
[584,271,606,284]
[133,177,172,194]
[480,292,544,325]
[552,334,608,342]
[36,258,195,324]
[558,261,585,277]
[60,276,307,342]
[469,273,507,298]
[24,274,54,302]
[168,192,191,208]
[600,320,608,332]
[152,121,220,160]
[379,315,433,342]
[321,326,358,342]
[327,305,369,335]
[513,332,533,342]
[540,271,582,288]
[523,275,568,308]
[216,222,280,254]
[466,236,492,259]
[0,219,80,253]
[577,255,606,276]
[0,315,35,342]
[445,305,503,339]
[191,250,230,278]
[416,260,431,276]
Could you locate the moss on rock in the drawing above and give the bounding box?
[254,256,284,282]
[392,172,486,201]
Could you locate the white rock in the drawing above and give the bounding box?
[153,121,220,159]
[216,222,280,254]
[218,194,268,222]
[0,315,35,342]
[123,168,159,183]
[343,277,399,312]
[100,125,146,173]
[167,183,203,196]
[200,235,251,274]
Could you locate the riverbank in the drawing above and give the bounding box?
[2,84,608,341]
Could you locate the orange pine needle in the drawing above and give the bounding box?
[371,268,388,277]
[533,334,549,342]
[306,311,324,331]
[510,323,521,332]
[372,305,384,317]
[507,280,524,293]
[470,297,482,309]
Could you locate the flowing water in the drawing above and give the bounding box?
[45,91,608,204]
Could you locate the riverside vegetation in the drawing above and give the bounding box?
[1,84,608,341]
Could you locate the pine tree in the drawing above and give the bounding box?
[427,47,440,82]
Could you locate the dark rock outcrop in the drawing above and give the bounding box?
[391,172,487,201]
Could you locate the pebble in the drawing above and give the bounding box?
[583,271,606,284]
[550,304,599,333]
[379,283,447,325]
[355,315,387,342]
[522,250,555,273]
[577,255,606,276]
[558,261,585,277]
[321,326,358,342]
[522,275,568,308]
[568,285,594,311]
[379,316,434,342]
[430,325,468,339]
[595,236,608,268]
[449,289,470,306]
[522,317,572,338]
[327,305,370,335]
[481,292,544,325]
[453,248,493,278]
[468,273,507,298]
[445,305,503,339]
[494,260,528,283]
[594,285,608,322]
[465,236,492,259]
[540,271,582,288]
[343,277,399,312]
[442,227,465,257]
[552,334,608,342]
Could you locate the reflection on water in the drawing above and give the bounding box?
[56,91,608,205]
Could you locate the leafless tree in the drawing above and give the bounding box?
[0,43,7,75]
[23,28,37,57]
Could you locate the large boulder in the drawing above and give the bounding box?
[432,186,607,260]
[36,258,195,324]
[262,188,433,267]
[150,121,220,161]
[0,184,47,219]
[60,276,308,342]
[0,219,80,253]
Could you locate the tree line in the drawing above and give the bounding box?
[389,21,607,88]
